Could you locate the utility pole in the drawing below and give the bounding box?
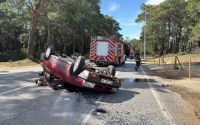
[144,3,147,60]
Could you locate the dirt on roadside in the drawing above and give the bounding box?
[0,59,39,71]
[142,56,200,122]
[168,85,200,119]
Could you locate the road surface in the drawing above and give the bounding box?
[0,60,199,125]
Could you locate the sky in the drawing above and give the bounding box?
[100,0,166,40]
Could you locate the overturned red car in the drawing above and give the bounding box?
[35,47,121,92]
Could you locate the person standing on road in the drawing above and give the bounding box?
[135,55,141,71]
[135,53,141,71]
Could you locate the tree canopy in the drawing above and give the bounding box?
[0,0,122,61]
[134,0,200,55]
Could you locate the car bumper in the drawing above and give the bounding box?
[82,80,119,92]
[81,74,121,92]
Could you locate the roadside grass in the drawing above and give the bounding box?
[0,59,39,70]
[143,54,200,65]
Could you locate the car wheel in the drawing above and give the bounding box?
[69,62,76,77]
[45,46,54,59]
[108,65,115,77]
[69,56,85,77]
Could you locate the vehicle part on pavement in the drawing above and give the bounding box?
[44,72,52,82]
[35,79,43,86]
[108,65,116,77]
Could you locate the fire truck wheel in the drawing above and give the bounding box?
[108,65,115,77]
[45,46,55,59]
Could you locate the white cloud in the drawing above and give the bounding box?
[108,3,120,12]
[146,0,166,5]
[121,22,138,26]
[118,18,138,26]
[130,22,138,26]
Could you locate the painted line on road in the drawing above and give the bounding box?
[81,96,103,125]
[0,67,41,75]
[81,66,122,125]
[141,66,176,125]
[115,69,121,76]
[0,85,33,96]
[52,92,66,109]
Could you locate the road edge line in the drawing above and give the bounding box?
[141,66,176,125]
[81,96,103,125]
[0,85,32,95]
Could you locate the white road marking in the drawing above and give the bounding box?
[141,66,175,125]
[81,96,103,125]
[0,67,41,95]
[0,67,41,75]
[81,66,122,125]
[0,85,33,96]
[52,92,65,109]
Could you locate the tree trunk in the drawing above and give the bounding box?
[167,18,171,53]
[175,36,179,53]
[174,26,182,53]
[47,24,52,46]
[26,0,45,59]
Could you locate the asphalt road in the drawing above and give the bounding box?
[0,60,199,125]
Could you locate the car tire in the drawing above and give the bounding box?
[69,56,85,77]
[45,46,54,59]
[108,65,115,77]
[69,62,76,77]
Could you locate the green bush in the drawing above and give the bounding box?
[0,51,27,62]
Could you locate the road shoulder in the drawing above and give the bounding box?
[142,63,200,122]
[0,59,39,72]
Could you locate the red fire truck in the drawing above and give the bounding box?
[89,36,126,66]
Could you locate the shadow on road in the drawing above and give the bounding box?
[120,78,172,94]
[0,71,40,92]
[100,89,140,103]
[0,71,9,73]
[60,82,140,103]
